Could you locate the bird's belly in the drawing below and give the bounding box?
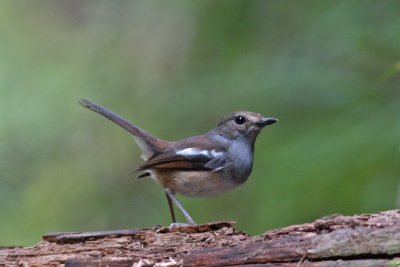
[152,170,241,197]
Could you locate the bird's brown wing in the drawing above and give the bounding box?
[136,134,228,172]
[136,151,213,171]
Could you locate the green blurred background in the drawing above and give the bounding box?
[1,0,399,246]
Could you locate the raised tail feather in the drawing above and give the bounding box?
[79,99,169,160]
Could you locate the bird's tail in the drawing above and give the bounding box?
[79,99,169,160]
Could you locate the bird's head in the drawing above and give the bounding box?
[216,111,278,141]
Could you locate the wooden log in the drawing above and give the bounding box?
[0,211,399,266]
[184,211,400,266]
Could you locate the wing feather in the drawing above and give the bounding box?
[136,134,228,172]
[136,149,226,172]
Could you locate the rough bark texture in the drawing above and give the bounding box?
[1,210,399,266]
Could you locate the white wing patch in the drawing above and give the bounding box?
[175,148,224,159]
[175,147,227,172]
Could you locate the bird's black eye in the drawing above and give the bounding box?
[234,116,246,125]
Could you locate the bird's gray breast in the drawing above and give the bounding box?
[223,138,254,184]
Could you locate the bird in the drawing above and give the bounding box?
[79,99,277,225]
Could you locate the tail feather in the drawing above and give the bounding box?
[79,99,169,160]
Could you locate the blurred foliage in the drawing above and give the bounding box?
[0,0,399,245]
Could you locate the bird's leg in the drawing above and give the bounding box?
[165,191,176,223]
[165,188,196,225]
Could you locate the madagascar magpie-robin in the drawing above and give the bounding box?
[79,99,277,225]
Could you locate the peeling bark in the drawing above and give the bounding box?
[1,210,399,266]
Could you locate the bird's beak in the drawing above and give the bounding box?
[257,117,278,127]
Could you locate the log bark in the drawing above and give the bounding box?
[0,210,399,266]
